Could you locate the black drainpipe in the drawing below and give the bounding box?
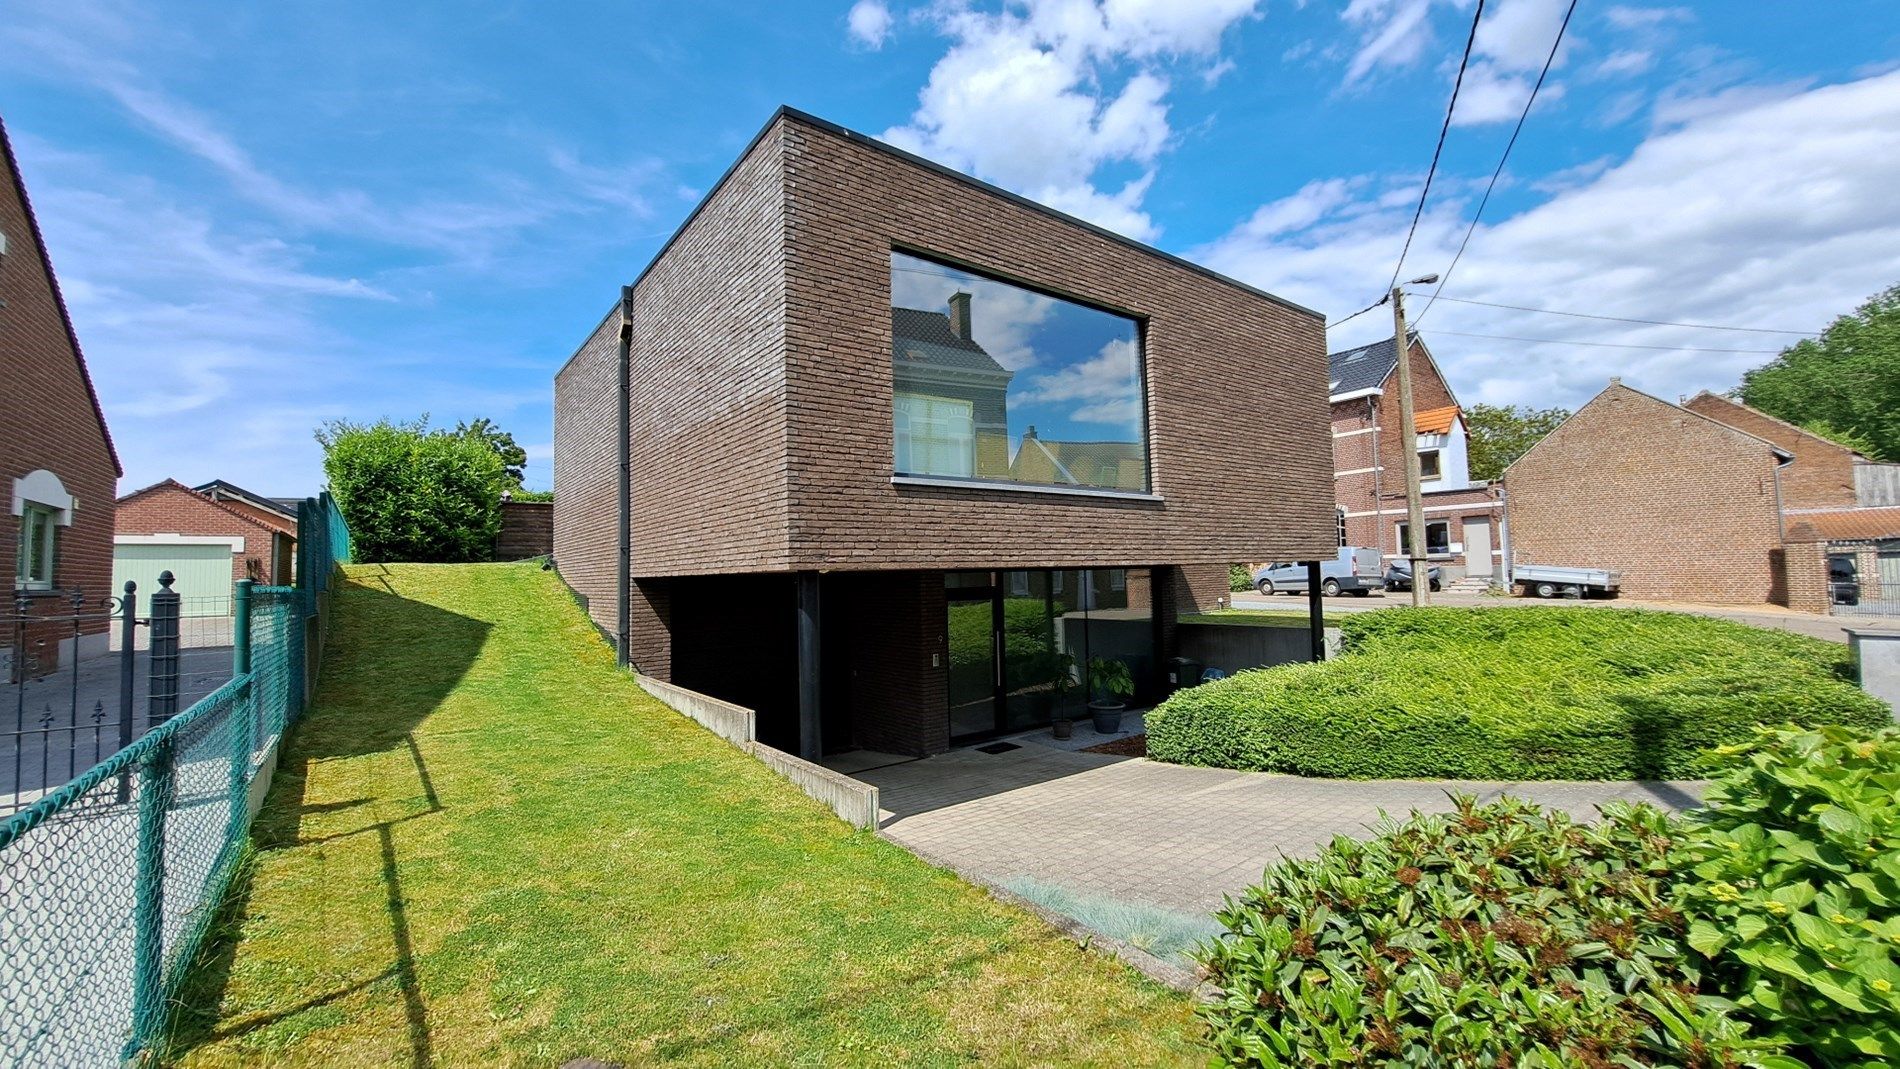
[616,284,634,668]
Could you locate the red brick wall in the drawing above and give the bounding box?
[1504,383,1786,604]
[2,121,119,673]
[777,114,1334,571]
[1681,392,1859,510]
[115,481,282,583]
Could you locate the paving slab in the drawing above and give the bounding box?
[856,744,1702,915]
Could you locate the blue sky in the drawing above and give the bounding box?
[4,0,1897,493]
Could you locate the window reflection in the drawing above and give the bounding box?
[890,251,1148,492]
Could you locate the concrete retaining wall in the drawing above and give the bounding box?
[1847,628,1900,718]
[636,675,755,745]
[1178,622,1342,677]
[634,674,880,828]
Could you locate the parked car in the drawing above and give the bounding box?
[1383,559,1443,592]
[1253,547,1382,597]
[1828,554,1861,606]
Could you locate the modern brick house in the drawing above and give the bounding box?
[114,480,297,608]
[554,107,1334,758]
[2,115,122,680]
[1504,380,1900,609]
[1329,333,1503,584]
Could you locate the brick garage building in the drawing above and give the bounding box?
[114,481,296,601]
[2,116,122,680]
[1503,381,1900,609]
[554,107,1334,758]
[1328,333,1503,584]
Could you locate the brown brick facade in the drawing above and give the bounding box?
[495,501,553,560]
[1504,383,1788,604]
[552,108,1334,754]
[115,481,290,585]
[2,118,121,677]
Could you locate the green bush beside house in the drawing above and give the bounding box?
[1147,607,1888,781]
[1198,726,1900,1068]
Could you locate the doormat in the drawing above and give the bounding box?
[975,742,1021,755]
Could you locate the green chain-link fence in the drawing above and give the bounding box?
[0,493,349,1067]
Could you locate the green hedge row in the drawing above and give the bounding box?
[1146,607,1889,780]
[1199,725,1900,1067]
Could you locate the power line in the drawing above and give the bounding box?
[1386,0,1489,294]
[1412,0,1577,326]
[1428,328,1786,354]
[1404,292,1820,335]
[1327,294,1389,330]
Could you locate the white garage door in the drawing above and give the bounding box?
[112,543,234,616]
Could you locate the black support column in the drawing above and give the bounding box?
[1305,561,1325,663]
[796,572,822,759]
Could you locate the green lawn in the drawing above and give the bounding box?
[167,563,1199,1067]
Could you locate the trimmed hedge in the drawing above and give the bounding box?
[1199,797,1778,1066]
[1146,607,1889,780]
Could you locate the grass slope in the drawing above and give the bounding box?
[167,563,1197,1067]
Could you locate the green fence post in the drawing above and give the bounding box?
[126,736,176,1060]
[227,581,254,843]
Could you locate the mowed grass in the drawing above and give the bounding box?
[166,563,1199,1067]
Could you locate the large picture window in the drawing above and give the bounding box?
[890,251,1149,493]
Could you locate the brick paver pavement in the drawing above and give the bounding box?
[858,745,1703,914]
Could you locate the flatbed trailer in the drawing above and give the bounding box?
[1512,564,1621,599]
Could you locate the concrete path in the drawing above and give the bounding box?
[857,743,1702,915]
[1228,587,1882,644]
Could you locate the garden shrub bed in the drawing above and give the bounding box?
[1198,725,1900,1068]
[1146,606,1888,780]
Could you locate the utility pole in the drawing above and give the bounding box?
[1390,276,1436,607]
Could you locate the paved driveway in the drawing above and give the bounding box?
[858,743,1702,915]
[1229,588,1868,644]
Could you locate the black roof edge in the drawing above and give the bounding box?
[560,104,1323,375]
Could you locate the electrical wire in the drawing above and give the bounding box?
[1327,294,1389,330]
[1403,292,1820,335]
[1386,0,1489,294]
[1411,0,1578,326]
[1427,328,1786,354]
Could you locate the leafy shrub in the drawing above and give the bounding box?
[1678,725,1900,1066]
[1231,564,1254,592]
[1147,607,1887,780]
[1199,797,1778,1067]
[319,417,504,563]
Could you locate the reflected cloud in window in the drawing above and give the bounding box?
[890,251,1148,492]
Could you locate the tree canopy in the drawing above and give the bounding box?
[1740,282,1900,461]
[1464,403,1570,482]
[455,417,529,488]
[318,416,504,562]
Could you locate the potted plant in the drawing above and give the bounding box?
[1087,657,1134,734]
[1050,652,1080,740]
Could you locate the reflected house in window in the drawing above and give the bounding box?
[891,295,1013,479]
[553,107,1335,762]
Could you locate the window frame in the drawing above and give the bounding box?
[1336,507,1348,548]
[1418,449,1443,482]
[1394,519,1453,558]
[15,502,59,591]
[887,245,1158,500]
[893,392,977,479]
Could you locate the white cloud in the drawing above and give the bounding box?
[1341,0,1435,83]
[1194,70,1900,413]
[881,0,1260,240]
[1593,49,1653,78]
[1603,5,1692,30]
[1015,337,1144,424]
[846,0,894,49]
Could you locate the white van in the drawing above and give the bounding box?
[1252,547,1384,597]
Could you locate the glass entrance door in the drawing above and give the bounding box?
[946,583,999,743]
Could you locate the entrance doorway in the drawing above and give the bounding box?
[1464,517,1493,579]
[943,569,1153,745]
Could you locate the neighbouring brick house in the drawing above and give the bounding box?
[1504,380,1900,610]
[2,115,122,680]
[1329,333,1503,584]
[554,107,1334,759]
[114,481,297,610]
